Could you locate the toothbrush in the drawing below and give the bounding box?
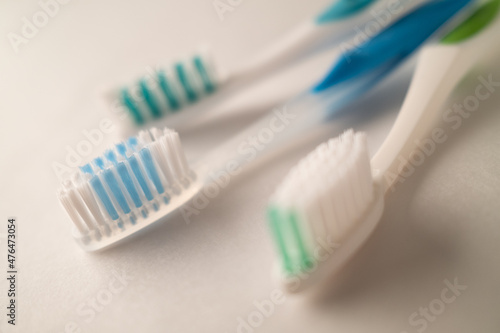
[266,0,500,293]
[58,0,476,251]
[104,0,426,128]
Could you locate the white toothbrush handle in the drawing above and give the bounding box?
[197,93,325,178]
[230,0,423,83]
[371,17,500,189]
[199,64,385,178]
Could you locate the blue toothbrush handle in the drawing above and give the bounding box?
[312,0,475,92]
[315,0,377,24]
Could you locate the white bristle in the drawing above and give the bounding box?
[148,129,178,191]
[58,127,195,247]
[65,181,99,232]
[162,130,184,180]
[268,130,374,276]
[75,176,110,234]
[58,188,87,236]
[171,131,192,178]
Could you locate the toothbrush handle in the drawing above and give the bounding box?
[371,15,500,188]
[230,0,418,82]
[371,45,467,184]
[231,22,345,81]
[198,93,324,177]
[199,65,389,178]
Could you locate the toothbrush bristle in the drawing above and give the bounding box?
[267,130,374,276]
[117,52,218,125]
[94,157,105,170]
[116,143,127,156]
[104,149,117,164]
[58,127,195,243]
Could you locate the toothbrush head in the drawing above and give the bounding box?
[267,130,385,293]
[106,50,220,126]
[57,128,202,251]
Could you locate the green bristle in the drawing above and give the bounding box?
[267,206,313,276]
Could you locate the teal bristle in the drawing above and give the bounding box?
[120,88,144,125]
[118,54,217,126]
[158,70,181,111]
[193,55,215,93]
[175,62,198,102]
[139,78,162,118]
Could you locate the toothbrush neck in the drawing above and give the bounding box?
[200,60,396,183]
[231,20,354,83]
[198,93,323,179]
[371,44,471,190]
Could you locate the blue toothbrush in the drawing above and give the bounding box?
[103,0,416,128]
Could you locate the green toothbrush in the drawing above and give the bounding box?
[267,0,500,293]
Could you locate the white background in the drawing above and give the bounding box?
[0,0,499,332]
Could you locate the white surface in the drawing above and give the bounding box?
[0,0,499,332]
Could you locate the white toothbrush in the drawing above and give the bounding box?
[266,0,500,293]
[103,0,427,129]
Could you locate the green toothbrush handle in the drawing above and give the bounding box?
[441,0,500,44]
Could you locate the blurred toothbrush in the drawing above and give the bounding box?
[104,0,428,130]
[266,0,500,293]
[59,0,475,251]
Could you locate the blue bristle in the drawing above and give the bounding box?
[116,143,127,157]
[94,157,106,170]
[105,150,118,164]
[128,155,154,201]
[75,131,175,225]
[80,164,94,175]
[90,176,119,220]
[103,169,131,214]
[116,162,143,208]
[127,137,138,152]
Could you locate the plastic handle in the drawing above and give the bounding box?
[311,0,474,92]
[371,1,500,187]
[441,0,500,44]
[315,0,377,24]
